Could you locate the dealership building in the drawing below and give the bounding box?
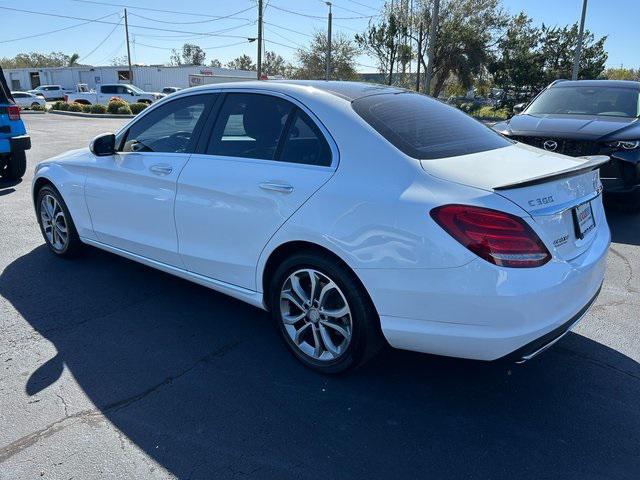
[1,64,256,92]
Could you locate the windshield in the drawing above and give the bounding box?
[352,92,512,159]
[128,85,145,94]
[526,86,640,118]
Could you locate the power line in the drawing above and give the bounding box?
[269,4,379,20]
[345,0,379,12]
[71,0,251,21]
[135,39,252,51]
[0,6,255,39]
[0,11,119,44]
[131,21,256,40]
[264,27,306,49]
[80,16,123,62]
[263,21,313,38]
[128,6,253,25]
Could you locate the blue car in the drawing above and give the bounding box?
[0,66,31,180]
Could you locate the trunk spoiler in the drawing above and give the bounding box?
[493,155,610,190]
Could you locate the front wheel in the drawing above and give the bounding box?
[269,252,383,374]
[1,151,26,180]
[36,185,83,257]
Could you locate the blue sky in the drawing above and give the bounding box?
[0,0,636,71]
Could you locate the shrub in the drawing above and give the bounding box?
[459,102,479,114]
[30,104,46,112]
[67,102,84,112]
[90,104,107,114]
[117,104,132,115]
[107,98,128,114]
[51,101,69,111]
[82,104,92,113]
[129,102,148,115]
[472,105,511,120]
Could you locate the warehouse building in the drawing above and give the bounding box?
[1,64,256,92]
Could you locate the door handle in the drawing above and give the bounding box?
[259,182,294,194]
[149,164,173,175]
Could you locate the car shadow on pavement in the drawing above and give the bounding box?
[1,244,639,480]
[0,178,21,196]
[606,207,640,246]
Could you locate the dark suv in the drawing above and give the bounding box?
[493,80,640,211]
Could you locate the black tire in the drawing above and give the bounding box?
[31,102,39,107]
[2,151,27,180]
[36,185,83,258]
[268,252,383,374]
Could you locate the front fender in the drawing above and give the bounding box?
[32,162,96,241]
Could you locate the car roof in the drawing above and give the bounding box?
[551,79,640,90]
[185,80,405,101]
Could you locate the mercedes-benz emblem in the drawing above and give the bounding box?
[543,140,558,151]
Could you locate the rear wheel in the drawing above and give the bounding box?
[269,252,383,374]
[36,185,83,257]
[1,151,26,180]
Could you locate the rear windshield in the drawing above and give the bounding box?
[352,92,511,159]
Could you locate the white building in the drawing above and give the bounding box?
[2,64,256,92]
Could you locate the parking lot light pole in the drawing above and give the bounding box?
[572,0,588,80]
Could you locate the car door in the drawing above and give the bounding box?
[116,85,136,103]
[175,91,336,290]
[84,93,216,266]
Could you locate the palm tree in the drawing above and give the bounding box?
[67,53,80,67]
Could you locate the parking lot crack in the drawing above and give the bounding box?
[0,341,240,464]
[555,346,640,382]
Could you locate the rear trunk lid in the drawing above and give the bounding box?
[421,143,608,261]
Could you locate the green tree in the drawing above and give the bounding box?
[539,23,607,83]
[67,53,80,67]
[209,59,222,68]
[489,13,544,96]
[603,67,639,81]
[262,51,289,77]
[356,8,406,85]
[181,43,206,66]
[227,54,256,71]
[0,51,81,68]
[295,31,359,80]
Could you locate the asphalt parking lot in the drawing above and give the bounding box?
[1,113,639,479]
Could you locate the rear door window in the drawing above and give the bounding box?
[352,92,512,159]
[278,109,332,167]
[206,93,294,161]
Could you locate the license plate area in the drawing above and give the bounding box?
[572,201,596,239]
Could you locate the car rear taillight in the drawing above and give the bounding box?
[430,204,551,268]
[8,105,20,121]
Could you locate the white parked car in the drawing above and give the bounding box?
[65,83,165,105]
[27,85,69,100]
[32,81,610,373]
[11,91,46,108]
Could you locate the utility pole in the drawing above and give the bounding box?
[571,0,588,80]
[325,2,332,81]
[257,0,263,80]
[415,22,423,92]
[424,0,439,95]
[124,8,133,83]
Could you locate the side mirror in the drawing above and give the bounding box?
[513,103,526,114]
[90,133,116,156]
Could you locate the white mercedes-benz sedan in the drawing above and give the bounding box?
[32,81,610,373]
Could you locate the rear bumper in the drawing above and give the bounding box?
[0,135,31,154]
[356,219,610,362]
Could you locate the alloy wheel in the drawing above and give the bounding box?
[40,194,69,252]
[280,269,353,362]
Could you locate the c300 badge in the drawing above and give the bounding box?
[528,195,554,207]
